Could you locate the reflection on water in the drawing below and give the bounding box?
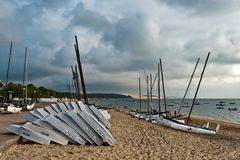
[93,98,240,123]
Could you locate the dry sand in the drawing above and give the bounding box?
[1,109,240,160]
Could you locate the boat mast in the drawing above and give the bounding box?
[157,62,161,115]
[74,65,81,100]
[5,42,13,86]
[177,58,200,115]
[159,58,168,117]
[71,65,77,99]
[139,77,142,112]
[23,47,28,101]
[147,75,150,114]
[74,36,88,104]
[187,52,210,124]
[150,74,153,113]
[150,73,158,113]
[72,80,76,99]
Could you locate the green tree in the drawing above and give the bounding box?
[0,82,3,87]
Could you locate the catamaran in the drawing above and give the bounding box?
[131,52,220,135]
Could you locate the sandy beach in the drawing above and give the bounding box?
[1,108,240,160]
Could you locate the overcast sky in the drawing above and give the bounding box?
[1,0,240,98]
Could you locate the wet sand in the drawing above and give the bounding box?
[1,109,240,160]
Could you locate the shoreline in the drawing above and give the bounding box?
[1,106,240,159]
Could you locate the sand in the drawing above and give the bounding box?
[1,109,240,160]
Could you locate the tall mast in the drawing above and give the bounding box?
[75,65,81,100]
[74,35,88,104]
[157,62,161,115]
[72,80,77,99]
[139,77,142,112]
[160,58,167,117]
[23,47,28,100]
[5,42,13,86]
[177,58,200,115]
[147,75,149,114]
[150,74,153,113]
[71,66,76,99]
[150,73,158,113]
[71,65,80,100]
[187,52,210,124]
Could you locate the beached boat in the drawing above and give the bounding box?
[155,116,220,134]
[99,109,111,120]
[7,124,51,144]
[17,101,35,110]
[7,105,22,113]
[129,111,220,135]
[7,101,115,146]
[132,53,221,135]
[0,102,22,113]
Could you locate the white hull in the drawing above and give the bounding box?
[7,125,50,144]
[169,121,217,134]
[99,109,111,120]
[22,122,68,145]
[8,101,115,146]
[130,111,220,135]
[26,103,35,110]
[7,106,22,113]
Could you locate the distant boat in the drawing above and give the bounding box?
[194,102,200,105]
[219,100,226,103]
[182,105,190,108]
[228,107,237,111]
[217,106,224,109]
[229,102,236,105]
[216,101,225,106]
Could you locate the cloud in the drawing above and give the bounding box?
[159,0,240,15]
[0,0,240,98]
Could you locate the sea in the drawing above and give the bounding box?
[93,98,240,124]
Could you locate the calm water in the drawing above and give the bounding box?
[94,98,240,123]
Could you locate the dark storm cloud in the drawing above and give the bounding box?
[1,0,240,97]
[71,2,111,32]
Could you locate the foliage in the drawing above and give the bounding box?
[0,82,132,99]
[0,82,3,87]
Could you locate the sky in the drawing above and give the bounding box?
[1,0,240,98]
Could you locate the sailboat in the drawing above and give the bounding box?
[156,53,220,134]
[1,42,23,113]
[131,53,220,135]
[20,47,35,110]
